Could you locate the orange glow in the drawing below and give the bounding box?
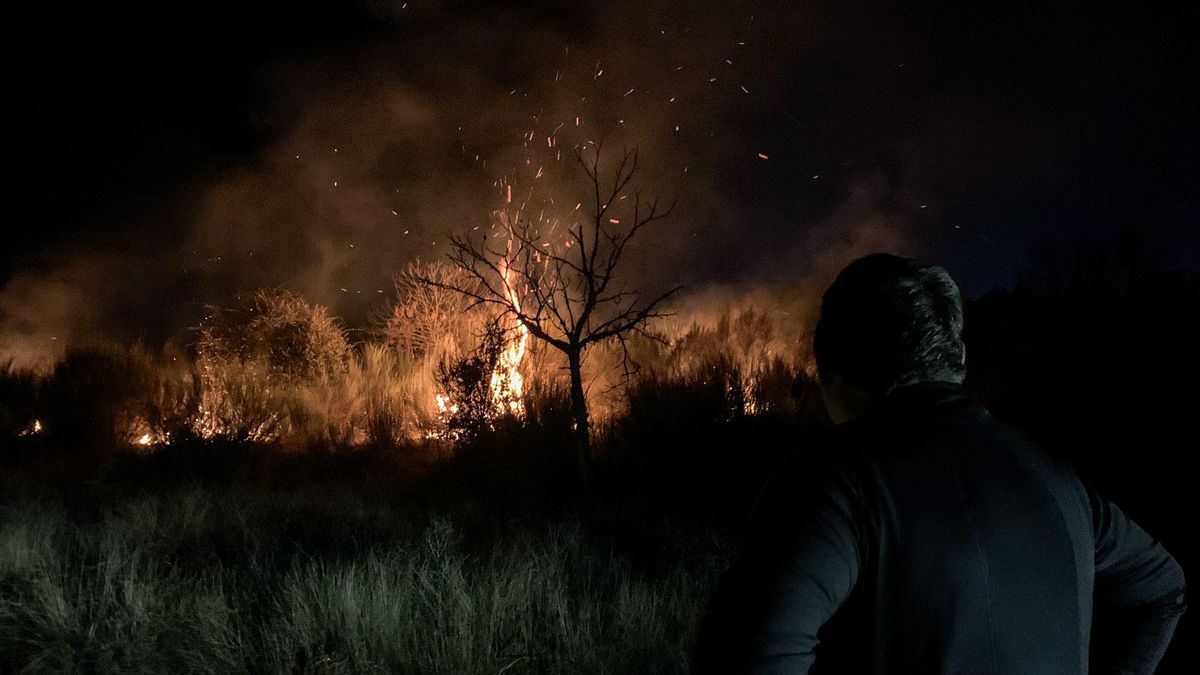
[491,251,529,416]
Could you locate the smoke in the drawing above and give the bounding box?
[0,255,116,369]
[1,0,934,370]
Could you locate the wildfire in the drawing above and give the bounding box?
[491,252,529,416]
[427,244,529,436]
[435,393,459,416]
[19,419,42,436]
[129,417,171,448]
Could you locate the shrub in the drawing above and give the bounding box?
[195,289,350,443]
[38,344,169,449]
[381,261,487,362]
[0,360,39,439]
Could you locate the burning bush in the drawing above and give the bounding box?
[381,261,486,362]
[199,289,350,381]
[381,261,526,441]
[435,322,512,441]
[38,344,188,449]
[195,289,350,443]
[0,360,39,439]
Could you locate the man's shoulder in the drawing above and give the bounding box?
[755,427,874,513]
[775,401,1083,491]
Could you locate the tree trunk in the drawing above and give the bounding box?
[566,346,592,488]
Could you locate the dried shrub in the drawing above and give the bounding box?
[435,323,508,442]
[0,359,40,439]
[39,344,169,449]
[381,261,486,362]
[195,289,350,443]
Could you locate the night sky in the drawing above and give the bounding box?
[3,0,1197,363]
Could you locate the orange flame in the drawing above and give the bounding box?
[492,250,529,416]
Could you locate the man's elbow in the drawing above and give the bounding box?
[1160,554,1187,617]
[1103,547,1189,615]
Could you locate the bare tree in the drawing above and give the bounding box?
[420,144,679,484]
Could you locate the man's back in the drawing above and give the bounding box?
[695,382,1186,674]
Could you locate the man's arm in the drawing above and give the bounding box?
[694,456,865,674]
[1088,484,1187,675]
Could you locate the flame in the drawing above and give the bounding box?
[491,252,529,416]
[435,393,459,416]
[129,417,171,448]
[19,419,43,436]
[429,245,528,436]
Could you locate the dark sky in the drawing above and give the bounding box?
[3,0,1198,362]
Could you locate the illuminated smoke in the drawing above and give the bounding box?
[1,2,927,370]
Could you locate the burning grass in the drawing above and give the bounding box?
[0,277,813,454]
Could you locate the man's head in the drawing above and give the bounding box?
[814,254,966,423]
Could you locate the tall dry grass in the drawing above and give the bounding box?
[1,282,813,452]
[0,489,720,674]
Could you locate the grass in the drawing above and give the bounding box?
[0,483,724,674]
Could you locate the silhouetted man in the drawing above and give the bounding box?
[694,254,1186,674]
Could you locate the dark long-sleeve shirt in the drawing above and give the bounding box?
[695,382,1186,674]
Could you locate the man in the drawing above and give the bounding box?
[694,254,1186,674]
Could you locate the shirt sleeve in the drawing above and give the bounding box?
[1088,484,1187,675]
[694,456,866,675]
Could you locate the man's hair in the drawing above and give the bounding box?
[813,253,966,396]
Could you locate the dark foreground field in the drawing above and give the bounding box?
[0,444,735,675]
